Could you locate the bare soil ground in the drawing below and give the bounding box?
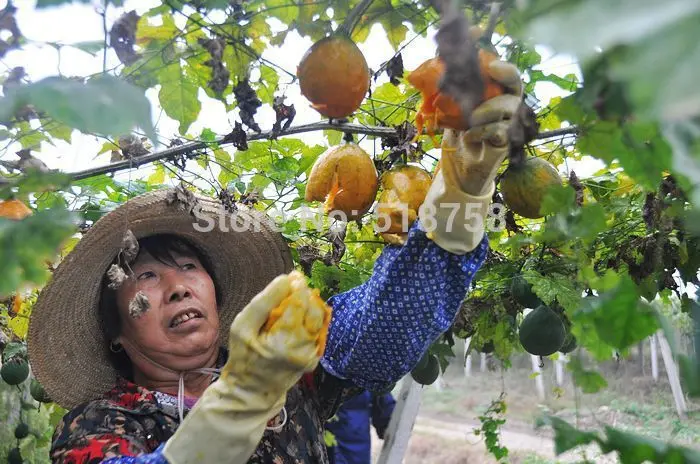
[370,348,700,463]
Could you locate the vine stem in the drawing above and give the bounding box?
[484,2,501,44]
[337,0,376,36]
[3,123,580,184]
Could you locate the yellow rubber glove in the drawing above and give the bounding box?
[162,270,331,464]
[418,57,523,255]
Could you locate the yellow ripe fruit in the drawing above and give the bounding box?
[376,165,432,243]
[305,143,379,220]
[262,271,332,356]
[297,35,370,119]
[0,199,32,220]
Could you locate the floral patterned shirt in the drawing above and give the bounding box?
[49,220,489,463]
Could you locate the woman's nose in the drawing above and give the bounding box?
[162,270,191,302]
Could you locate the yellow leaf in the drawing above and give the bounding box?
[9,296,34,340]
[136,13,179,45]
[147,165,166,185]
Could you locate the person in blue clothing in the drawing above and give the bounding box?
[326,390,397,464]
[25,54,523,464]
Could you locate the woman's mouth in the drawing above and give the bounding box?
[170,309,203,328]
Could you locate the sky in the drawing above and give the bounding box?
[0,0,604,183]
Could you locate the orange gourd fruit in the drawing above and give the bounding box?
[0,199,32,220]
[305,143,379,220]
[297,35,370,119]
[376,165,432,244]
[407,49,505,138]
[262,271,332,356]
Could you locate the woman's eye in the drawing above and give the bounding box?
[137,271,155,280]
[181,262,196,270]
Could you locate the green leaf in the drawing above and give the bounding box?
[223,42,255,82]
[36,0,124,6]
[577,122,671,191]
[539,183,575,216]
[200,128,218,143]
[264,0,299,24]
[602,427,700,464]
[157,61,201,135]
[14,121,50,150]
[310,261,364,301]
[522,270,582,313]
[519,0,700,122]
[66,40,105,56]
[1,342,27,363]
[546,416,601,455]
[324,130,342,147]
[147,164,165,185]
[0,207,77,298]
[529,70,578,92]
[568,357,608,393]
[256,65,279,105]
[298,145,325,175]
[136,12,180,44]
[0,75,156,142]
[43,120,73,144]
[577,276,659,350]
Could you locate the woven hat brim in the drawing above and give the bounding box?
[27,188,293,410]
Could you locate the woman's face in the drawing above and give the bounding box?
[113,249,220,374]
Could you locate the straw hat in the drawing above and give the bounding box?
[27,185,294,410]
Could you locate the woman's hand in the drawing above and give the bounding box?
[225,270,331,393]
[163,270,332,464]
[418,57,524,255]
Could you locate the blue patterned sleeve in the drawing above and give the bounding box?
[319,219,489,392]
[101,444,169,463]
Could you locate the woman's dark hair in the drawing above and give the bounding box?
[97,234,220,380]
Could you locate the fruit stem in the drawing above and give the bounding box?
[484,2,501,45]
[337,0,375,37]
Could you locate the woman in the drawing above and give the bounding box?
[26,58,522,463]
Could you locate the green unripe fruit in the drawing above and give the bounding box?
[411,354,440,385]
[8,447,23,464]
[1,359,29,385]
[15,423,30,439]
[30,378,52,403]
[477,340,495,354]
[510,274,542,308]
[560,334,577,354]
[518,305,567,356]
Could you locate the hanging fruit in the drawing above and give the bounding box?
[0,199,32,220]
[305,143,378,220]
[559,334,577,354]
[518,304,567,356]
[407,49,505,138]
[375,165,432,245]
[1,358,30,385]
[297,34,370,119]
[410,352,440,385]
[14,423,30,440]
[499,156,563,219]
[510,274,542,308]
[30,377,52,403]
[8,447,23,464]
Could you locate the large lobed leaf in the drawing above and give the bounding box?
[0,75,156,142]
[0,207,77,298]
